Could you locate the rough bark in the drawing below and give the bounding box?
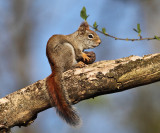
[0,53,160,131]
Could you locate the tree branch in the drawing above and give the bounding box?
[0,53,160,130]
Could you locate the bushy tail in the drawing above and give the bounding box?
[46,71,81,127]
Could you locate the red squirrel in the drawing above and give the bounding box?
[46,21,101,127]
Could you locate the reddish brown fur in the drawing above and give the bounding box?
[45,21,101,127]
[46,71,80,126]
[46,43,80,126]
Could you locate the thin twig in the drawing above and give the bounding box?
[89,25,159,41]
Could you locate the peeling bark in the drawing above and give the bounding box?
[0,53,160,130]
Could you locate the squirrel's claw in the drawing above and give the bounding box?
[82,52,90,62]
[74,61,87,68]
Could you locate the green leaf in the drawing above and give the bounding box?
[133,24,142,37]
[137,23,141,34]
[80,6,89,20]
[93,21,98,29]
[102,28,106,34]
[133,28,138,33]
[154,35,160,40]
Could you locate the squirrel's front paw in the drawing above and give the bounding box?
[82,51,96,64]
[82,52,90,62]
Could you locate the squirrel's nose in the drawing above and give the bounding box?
[97,39,101,44]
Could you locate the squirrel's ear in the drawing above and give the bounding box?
[78,21,89,35]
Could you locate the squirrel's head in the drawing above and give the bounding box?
[77,21,101,50]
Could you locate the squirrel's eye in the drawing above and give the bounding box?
[88,34,94,39]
